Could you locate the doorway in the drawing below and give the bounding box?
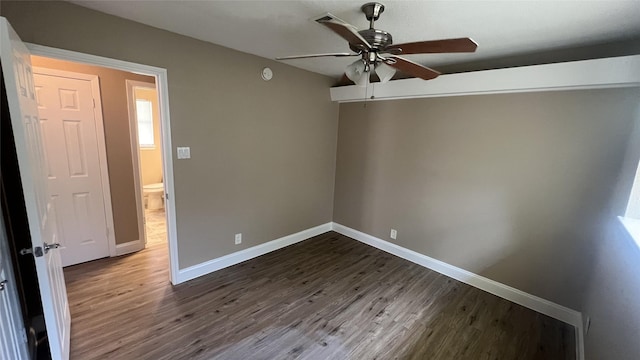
[31,56,161,265]
[27,44,179,285]
[126,81,168,248]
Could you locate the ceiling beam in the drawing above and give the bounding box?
[330,55,640,103]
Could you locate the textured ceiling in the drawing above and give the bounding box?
[70,0,640,78]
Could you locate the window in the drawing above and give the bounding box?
[136,99,154,148]
[625,160,640,218]
[620,160,640,248]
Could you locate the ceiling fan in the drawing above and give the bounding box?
[276,2,477,85]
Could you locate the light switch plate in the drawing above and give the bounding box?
[177,147,191,159]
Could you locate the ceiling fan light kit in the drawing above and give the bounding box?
[375,62,396,83]
[276,2,477,85]
[345,60,368,86]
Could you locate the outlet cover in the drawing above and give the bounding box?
[235,233,242,245]
[390,229,397,240]
[177,147,191,159]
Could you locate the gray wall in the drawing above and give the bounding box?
[580,102,640,360]
[581,223,640,360]
[1,1,339,268]
[31,56,155,245]
[334,88,640,309]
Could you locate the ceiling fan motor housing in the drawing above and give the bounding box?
[350,28,393,52]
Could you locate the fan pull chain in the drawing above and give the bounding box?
[364,79,376,109]
[363,74,369,108]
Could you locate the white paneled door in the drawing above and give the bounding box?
[0,17,71,360]
[34,69,110,267]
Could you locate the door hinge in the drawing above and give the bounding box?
[93,98,96,108]
[21,329,28,344]
[106,227,109,238]
[165,192,169,200]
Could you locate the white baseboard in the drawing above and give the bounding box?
[170,221,584,359]
[115,239,144,256]
[176,223,333,284]
[330,223,584,328]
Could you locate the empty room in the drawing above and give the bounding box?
[1,1,640,360]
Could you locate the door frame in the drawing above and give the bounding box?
[26,43,180,285]
[32,67,118,260]
[125,79,157,249]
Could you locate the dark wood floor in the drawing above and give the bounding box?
[63,231,575,360]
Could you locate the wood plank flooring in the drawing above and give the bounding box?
[63,231,575,360]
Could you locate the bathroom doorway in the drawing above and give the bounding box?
[126,81,167,248]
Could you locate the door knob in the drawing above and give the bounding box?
[0,280,7,291]
[43,242,61,254]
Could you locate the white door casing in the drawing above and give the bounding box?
[24,43,181,285]
[34,68,113,267]
[0,18,71,360]
[0,209,29,360]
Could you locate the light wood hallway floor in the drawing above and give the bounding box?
[63,231,575,360]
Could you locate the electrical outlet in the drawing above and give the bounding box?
[177,146,191,159]
[390,229,397,240]
[235,233,242,245]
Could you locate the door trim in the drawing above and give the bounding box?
[26,43,181,285]
[125,80,155,251]
[32,67,117,259]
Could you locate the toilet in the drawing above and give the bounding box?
[143,183,164,210]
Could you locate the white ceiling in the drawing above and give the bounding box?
[70,0,640,78]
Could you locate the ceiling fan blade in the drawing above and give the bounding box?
[384,37,478,55]
[276,53,360,60]
[383,56,440,80]
[317,18,372,50]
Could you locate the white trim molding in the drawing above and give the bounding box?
[577,318,585,360]
[331,222,584,358]
[176,223,332,284]
[330,54,640,103]
[27,42,181,285]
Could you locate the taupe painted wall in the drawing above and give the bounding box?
[580,102,640,360]
[135,87,163,186]
[31,56,155,245]
[334,88,640,309]
[581,223,640,360]
[2,1,339,268]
